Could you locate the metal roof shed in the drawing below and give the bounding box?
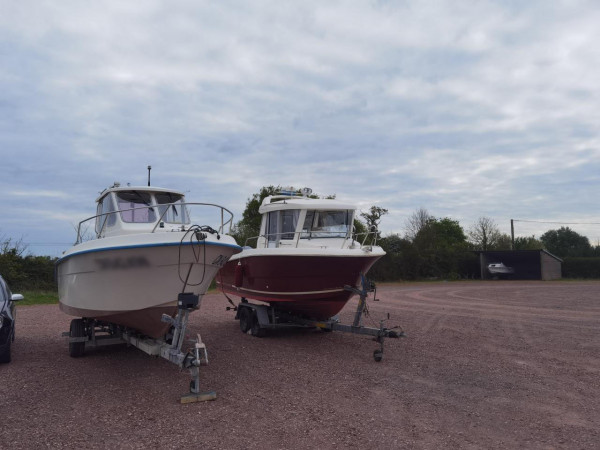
[477,250,563,281]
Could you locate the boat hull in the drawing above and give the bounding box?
[216,250,383,319]
[57,234,241,337]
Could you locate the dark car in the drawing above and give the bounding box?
[0,275,23,363]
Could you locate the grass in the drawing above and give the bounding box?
[18,290,59,306]
[15,284,222,306]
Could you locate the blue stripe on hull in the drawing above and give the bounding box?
[57,240,241,265]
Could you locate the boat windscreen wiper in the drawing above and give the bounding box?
[133,190,154,211]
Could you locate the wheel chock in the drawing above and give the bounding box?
[180,391,217,404]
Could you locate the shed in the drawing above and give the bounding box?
[477,249,562,281]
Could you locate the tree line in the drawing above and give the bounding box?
[1,186,599,291]
[231,187,600,281]
[371,209,600,281]
[0,237,57,291]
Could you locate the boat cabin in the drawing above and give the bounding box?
[94,184,190,238]
[255,195,358,248]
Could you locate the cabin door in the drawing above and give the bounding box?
[266,210,300,247]
[267,211,279,247]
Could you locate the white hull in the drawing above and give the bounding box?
[57,232,240,337]
[487,263,515,275]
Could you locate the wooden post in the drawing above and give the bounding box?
[511,219,514,250]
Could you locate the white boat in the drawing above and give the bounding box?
[217,188,386,320]
[57,183,242,338]
[487,262,514,275]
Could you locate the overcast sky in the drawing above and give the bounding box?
[1,0,599,256]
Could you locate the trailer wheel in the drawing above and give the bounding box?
[373,349,383,362]
[239,307,251,333]
[69,318,86,358]
[250,312,266,338]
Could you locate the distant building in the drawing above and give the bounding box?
[477,250,562,281]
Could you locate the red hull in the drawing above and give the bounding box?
[216,254,381,319]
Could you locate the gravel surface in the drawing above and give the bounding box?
[1,281,599,449]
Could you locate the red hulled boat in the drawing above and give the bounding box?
[217,189,385,320]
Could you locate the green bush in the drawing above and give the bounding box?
[0,250,57,292]
[562,257,600,279]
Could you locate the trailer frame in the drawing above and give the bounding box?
[230,274,404,361]
[62,292,215,403]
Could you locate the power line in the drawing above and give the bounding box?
[512,219,600,225]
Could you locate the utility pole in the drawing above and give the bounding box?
[510,219,514,250]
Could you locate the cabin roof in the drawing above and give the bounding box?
[96,185,186,203]
[258,196,356,214]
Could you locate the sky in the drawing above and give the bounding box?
[1,0,599,257]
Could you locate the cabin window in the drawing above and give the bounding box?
[96,194,117,233]
[281,210,299,239]
[117,191,156,223]
[266,209,300,243]
[155,193,189,224]
[302,210,352,238]
[301,211,315,238]
[267,211,278,243]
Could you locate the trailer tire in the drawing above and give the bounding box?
[250,312,266,338]
[373,349,383,362]
[69,319,86,358]
[239,307,251,333]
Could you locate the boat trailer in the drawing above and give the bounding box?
[229,275,405,362]
[63,293,213,404]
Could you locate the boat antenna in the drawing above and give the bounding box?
[147,165,152,186]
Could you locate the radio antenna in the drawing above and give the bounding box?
[147,165,152,186]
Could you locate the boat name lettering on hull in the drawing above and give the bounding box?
[211,255,230,268]
[96,256,151,270]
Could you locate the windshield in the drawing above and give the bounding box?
[96,194,117,233]
[117,191,156,223]
[155,192,189,224]
[302,210,352,238]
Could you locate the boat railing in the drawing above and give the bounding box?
[75,202,235,244]
[243,229,379,249]
[354,230,379,247]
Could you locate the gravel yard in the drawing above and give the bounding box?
[1,281,599,449]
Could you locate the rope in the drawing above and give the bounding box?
[177,225,211,292]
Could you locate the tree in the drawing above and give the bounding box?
[231,186,281,246]
[540,227,592,257]
[378,233,405,254]
[352,218,368,243]
[413,217,469,278]
[514,235,544,250]
[0,234,57,291]
[370,233,419,281]
[468,217,503,251]
[0,235,27,257]
[404,207,432,241]
[494,234,513,251]
[359,206,388,241]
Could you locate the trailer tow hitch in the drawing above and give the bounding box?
[162,293,216,404]
[343,274,405,362]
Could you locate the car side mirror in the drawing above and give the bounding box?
[11,294,24,301]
